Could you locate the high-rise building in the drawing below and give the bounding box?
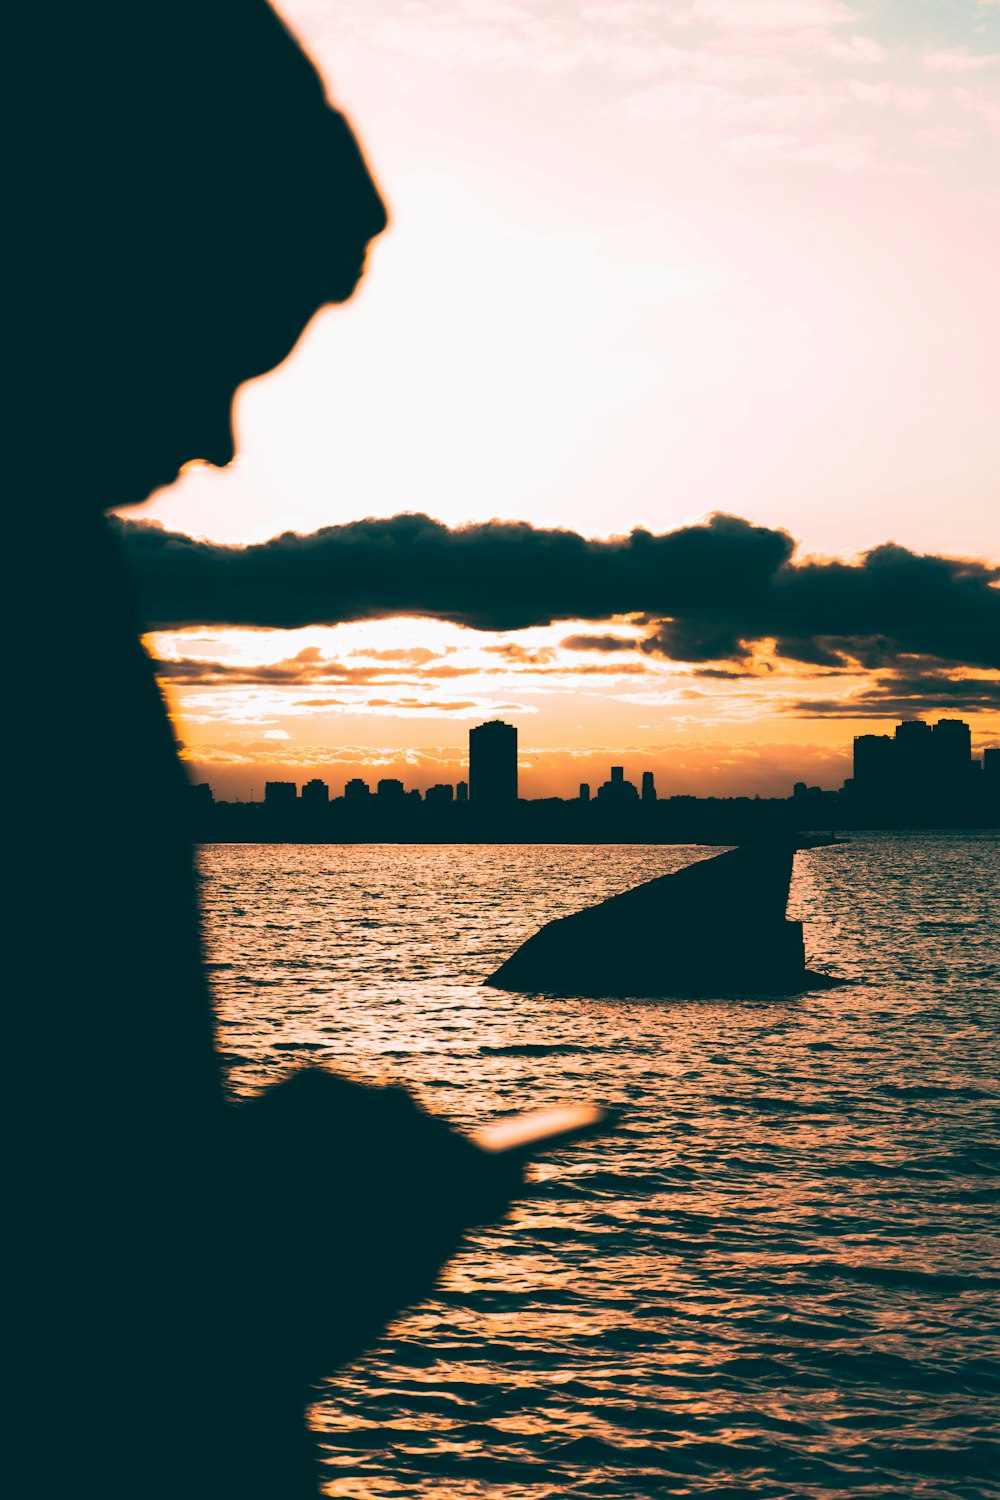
[376,778,405,801]
[469,720,518,806]
[596,766,638,804]
[344,777,370,802]
[894,719,933,791]
[984,747,1000,781]
[579,783,590,803]
[425,783,454,806]
[641,771,657,803]
[456,780,468,803]
[301,778,329,807]
[931,718,972,788]
[851,718,977,805]
[264,781,297,808]
[853,734,894,792]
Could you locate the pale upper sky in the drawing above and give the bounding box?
[129,0,1000,795]
[136,0,1000,557]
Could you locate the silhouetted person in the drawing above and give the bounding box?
[11,5,520,1495]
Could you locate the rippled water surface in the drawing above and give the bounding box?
[199,836,1000,1499]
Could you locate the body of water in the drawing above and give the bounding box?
[199,835,999,1500]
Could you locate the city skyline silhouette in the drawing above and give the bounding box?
[186,713,999,840]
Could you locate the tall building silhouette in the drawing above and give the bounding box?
[264,781,297,808]
[469,719,518,806]
[931,718,972,788]
[894,719,933,793]
[853,734,894,796]
[596,765,638,804]
[641,771,657,803]
[301,777,329,807]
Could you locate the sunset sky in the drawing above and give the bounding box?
[124,0,1000,799]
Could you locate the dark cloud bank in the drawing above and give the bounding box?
[118,511,999,682]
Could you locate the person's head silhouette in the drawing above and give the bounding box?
[23,0,387,510]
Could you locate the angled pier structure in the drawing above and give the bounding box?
[486,841,842,998]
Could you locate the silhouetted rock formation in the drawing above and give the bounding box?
[486,841,840,997]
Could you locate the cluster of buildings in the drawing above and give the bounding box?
[847,718,995,800]
[238,719,517,812]
[784,717,997,814]
[240,721,664,811]
[189,715,998,828]
[261,774,470,811]
[192,719,667,812]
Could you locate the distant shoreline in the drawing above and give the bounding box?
[192,825,996,847]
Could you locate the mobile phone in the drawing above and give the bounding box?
[470,1103,617,1160]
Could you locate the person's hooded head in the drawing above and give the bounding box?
[16,1,388,507]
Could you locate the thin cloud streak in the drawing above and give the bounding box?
[787,672,1000,717]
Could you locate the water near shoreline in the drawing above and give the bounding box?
[199,834,1000,1500]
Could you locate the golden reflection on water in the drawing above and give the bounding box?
[199,835,1000,1500]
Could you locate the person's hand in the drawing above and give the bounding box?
[225,1068,523,1376]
